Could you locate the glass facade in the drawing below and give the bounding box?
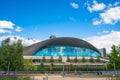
[33,45,100,57]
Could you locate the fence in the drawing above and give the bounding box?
[0,70,120,76]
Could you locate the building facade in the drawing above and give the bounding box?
[98,48,106,57]
[24,37,101,57]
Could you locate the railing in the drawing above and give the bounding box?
[0,70,120,76]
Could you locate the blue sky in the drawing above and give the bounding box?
[0,0,120,52]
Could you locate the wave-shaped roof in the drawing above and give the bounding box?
[23,37,100,56]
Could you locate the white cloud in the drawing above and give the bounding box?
[0,29,12,33]
[87,31,120,53]
[86,0,106,12]
[114,2,120,6]
[102,30,109,33]
[97,30,109,34]
[0,20,15,29]
[99,6,120,24]
[23,38,40,46]
[70,2,79,9]
[91,1,120,25]
[15,26,22,32]
[93,19,102,25]
[0,20,23,34]
[108,2,120,8]
[0,36,41,46]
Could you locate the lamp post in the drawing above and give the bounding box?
[62,62,65,78]
[7,61,10,75]
[113,61,117,75]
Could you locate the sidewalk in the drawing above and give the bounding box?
[31,75,108,80]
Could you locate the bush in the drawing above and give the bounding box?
[89,57,94,63]
[0,76,31,80]
[42,56,46,62]
[74,56,78,63]
[82,56,86,63]
[96,57,101,62]
[58,56,62,62]
[18,76,31,80]
[37,65,104,71]
[40,62,44,68]
[50,56,54,62]
[66,56,70,62]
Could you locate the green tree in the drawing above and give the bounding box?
[66,56,70,62]
[50,56,54,62]
[89,56,94,63]
[0,47,6,70]
[1,38,10,46]
[0,38,24,71]
[11,40,24,71]
[0,38,10,70]
[24,59,37,71]
[40,62,44,68]
[96,56,101,62]
[82,56,86,63]
[42,56,46,62]
[108,45,120,70]
[74,56,78,70]
[74,56,78,63]
[58,56,62,62]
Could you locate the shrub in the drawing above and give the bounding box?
[82,56,86,63]
[89,56,94,63]
[74,56,78,63]
[42,56,46,62]
[40,62,44,68]
[50,56,54,62]
[58,56,62,62]
[66,56,70,62]
[96,56,101,62]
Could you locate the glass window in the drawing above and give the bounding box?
[33,45,100,57]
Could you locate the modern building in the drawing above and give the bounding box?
[98,48,106,57]
[23,37,108,65]
[24,37,100,57]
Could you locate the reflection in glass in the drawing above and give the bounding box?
[34,45,100,57]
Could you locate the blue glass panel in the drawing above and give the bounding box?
[33,45,100,57]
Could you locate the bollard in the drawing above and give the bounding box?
[43,76,48,80]
[46,76,48,80]
[43,77,45,80]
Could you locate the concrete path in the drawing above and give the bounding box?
[31,75,110,80]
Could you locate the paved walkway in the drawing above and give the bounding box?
[31,75,110,80]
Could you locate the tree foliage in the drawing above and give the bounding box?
[40,62,44,68]
[74,56,78,63]
[0,38,24,71]
[50,56,54,62]
[96,56,101,62]
[24,59,37,71]
[42,56,46,62]
[58,56,62,62]
[82,56,86,63]
[108,45,120,70]
[66,56,70,62]
[89,56,94,63]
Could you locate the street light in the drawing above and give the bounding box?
[62,62,65,78]
[7,61,10,75]
[113,61,117,75]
